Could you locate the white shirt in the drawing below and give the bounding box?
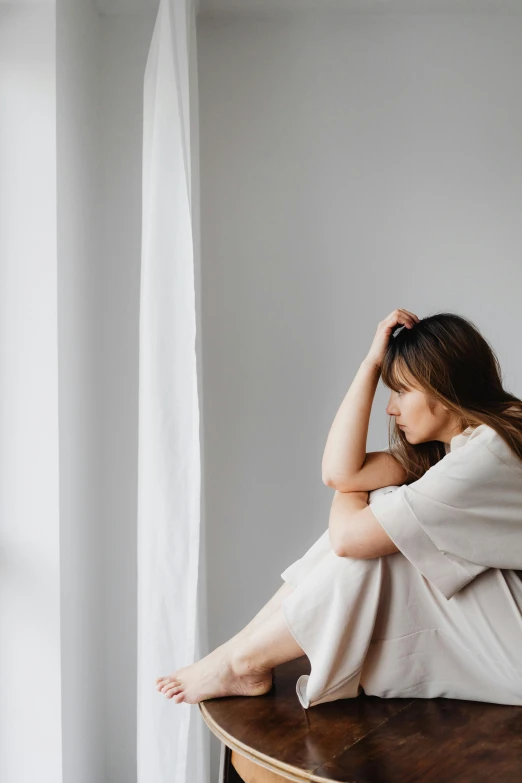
[369,423,522,600]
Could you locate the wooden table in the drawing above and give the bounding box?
[199,656,522,782]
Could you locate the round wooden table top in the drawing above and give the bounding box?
[199,656,522,783]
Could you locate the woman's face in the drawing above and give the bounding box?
[385,370,457,446]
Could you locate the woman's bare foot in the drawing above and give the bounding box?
[155,643,273,704]
[155,582,296,704]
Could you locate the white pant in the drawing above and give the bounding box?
[280,487,522,709]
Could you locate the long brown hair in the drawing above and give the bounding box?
[381,312,522,483]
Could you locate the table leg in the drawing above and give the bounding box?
[219,742,243,782]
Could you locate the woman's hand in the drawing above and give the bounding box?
[365,308,420,369]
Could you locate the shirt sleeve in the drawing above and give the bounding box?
[368,440,522,600]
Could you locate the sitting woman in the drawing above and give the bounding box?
[156,309,522,709]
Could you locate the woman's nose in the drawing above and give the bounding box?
[386,400,398,416]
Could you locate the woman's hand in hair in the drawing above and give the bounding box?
[365,309,420,369]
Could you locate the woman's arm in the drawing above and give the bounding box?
[324,450,408,492]
[321,359,382,487]
[328,489,400,559]
[322,310,419,491]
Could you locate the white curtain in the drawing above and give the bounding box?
[138,1,209,781]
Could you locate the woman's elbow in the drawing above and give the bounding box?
[322,474,357,492]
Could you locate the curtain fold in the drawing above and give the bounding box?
[138,1,208,780]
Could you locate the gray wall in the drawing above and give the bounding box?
[98,13,156,783]
[57,0,105,779]
[57,3,157,781]
[197,11,522,774]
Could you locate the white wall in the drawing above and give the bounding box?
[197,2,522,745]
[58,3,157,782]
[98,12,157,783]
[0,4,61,782]
[56,2,105,782]
[60,6,159,782]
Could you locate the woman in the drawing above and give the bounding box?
[156,309,522,708]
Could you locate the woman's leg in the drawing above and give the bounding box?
[231,599,306,674]
[157,596,306,704]
[156,580,295,681]
[155,581,302,704]
[225,581,296,645]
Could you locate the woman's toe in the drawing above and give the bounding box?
[165,684,183,698]
[161,679,180,693]
[166,674,180,684]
